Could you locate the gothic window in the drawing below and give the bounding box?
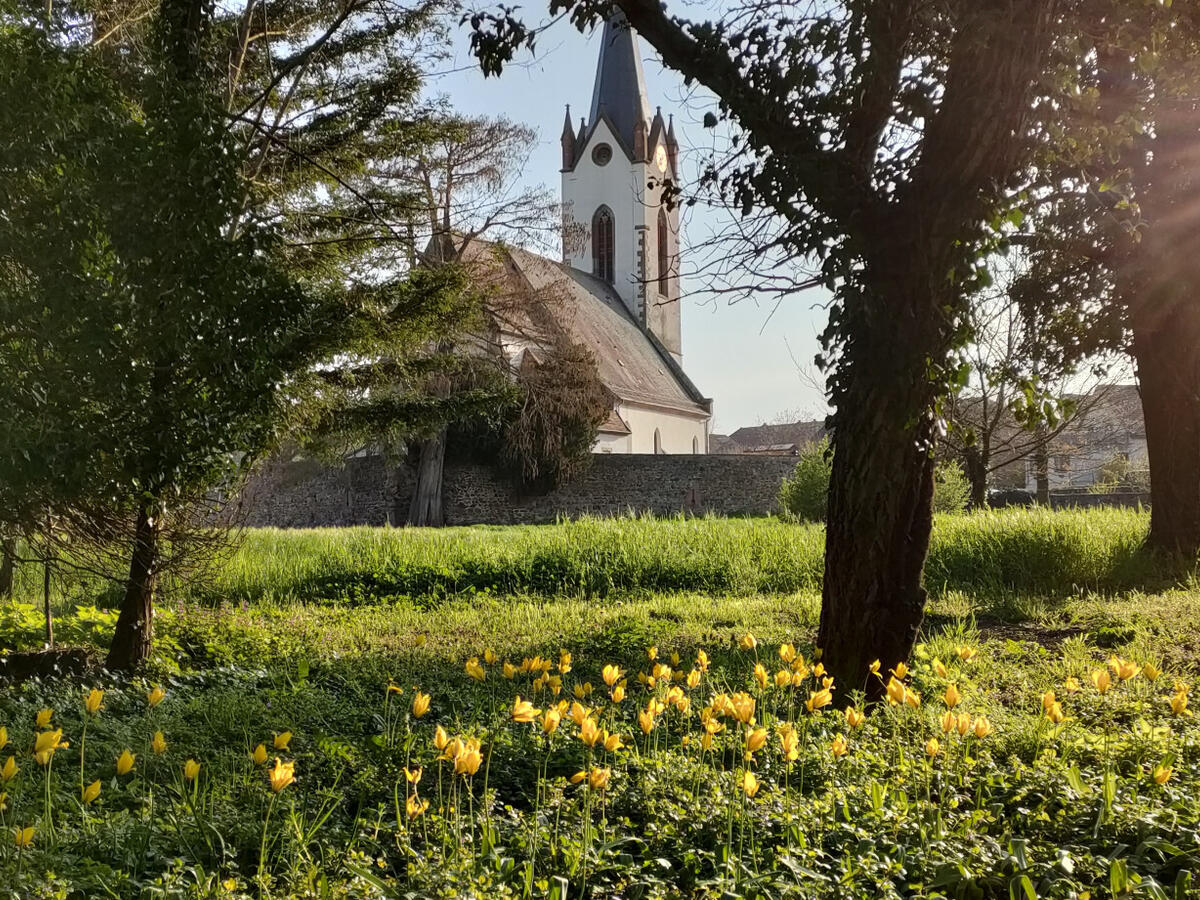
[692,436,699,455]
[657,208,669,295]
[592,206,615,284]
[654,428,663,454]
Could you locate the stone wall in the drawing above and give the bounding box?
[236,453,799,528]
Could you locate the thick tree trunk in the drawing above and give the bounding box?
[0,538,14,598]
[1033,431,1050,505]
[1131,305,1200,556]
[817,290,940,701]
[106,506,161,671]
[964,445,987,510]
[407,429,447,527]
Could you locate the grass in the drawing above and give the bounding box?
[1,508,1198,898]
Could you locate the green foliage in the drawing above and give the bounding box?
[1092,454,1151,494]
[932,460,971,514]
[778,438,831,522]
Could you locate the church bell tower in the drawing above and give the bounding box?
[560,12,683,362]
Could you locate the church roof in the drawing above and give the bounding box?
[588,12,651,159]
[465,241,710,418]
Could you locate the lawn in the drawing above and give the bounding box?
[0,510,1197,898]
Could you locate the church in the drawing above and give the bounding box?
[477,14,712,455]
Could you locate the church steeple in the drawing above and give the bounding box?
[588,11,652,160]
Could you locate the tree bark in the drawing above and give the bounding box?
[1131,304,1200,555]
[407,429,447,527]
[964,445,987,510]
[106,505,161,670]
[1033,427,1050,505]
[0,538,14,599]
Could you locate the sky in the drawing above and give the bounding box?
[424,17,832,433]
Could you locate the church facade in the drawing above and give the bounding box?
[549,14,711,455]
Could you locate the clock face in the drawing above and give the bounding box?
[654,145,668,173]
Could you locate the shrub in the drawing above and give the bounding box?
[778,438,831,522]
[932,460,971,513]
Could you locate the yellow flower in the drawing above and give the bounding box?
[13,825,34,849]
[269,758,296,793]
[82,780,101,805]
[831,734,848,758]
[972,716,993,739]
[933,658,949,678]
[453,738,482,776]
[483,648,498,665]
[386,681,403,695]
[940,710,956,732]
[579,717,602,748]
[739,633,758,651]
[411,692,431,718]
[754,663,769,689]
[602,731,624,753]
[1110,657,1139,681]
[610,684,626,703]
[542,709,562,735]
[84,689,104,716]
[638,709,655,735]
[869,659,881,677]
[147,686,166,708]
[845,706,865,729]
[1041,690,1057,714]
[1143,663,1160,682]
[686,668,702,689]
[885,677,907,706]
[646,646,658,661]
[957,646,977,662]
[1090,669,1111,694]
[602,664,622,687]
[35,708,52,728]
[503,662,518,680]
[1169,691,1189,717]
[558,650,572,674]
[890,662,908,680]
[569,702,589,726]
[696,649,710,672]
[1047,702,1065,724]
[956,712,971,736]
[1064,676,1081,693]
[116,750,135,776]
[1,757,16,782]
[741,770,759,797]
[273,731,292,751]
[729,692,756,725]
[34,729,68,764]
[805,688,833,713]
[0,727,6,750]
[464,657,486,681]
[151,731,167,756]
[406,794,430,818]
[925,737,940,758]
[512,696,540,724]
[184,759,201,781]
[587,767,611,791]
[943,684,961,709]
[404,766,422,785]
[813,662,826,678]
[779,643,796,663]
[1152,764,1173,785]
[779,724,799,761]
[414,634,427,647]
[433,725,450,751]
[774,669,791,689]
[251,743,268,765]
[569,770,587,784]
[904,687,922,709]
[744,727,768,757]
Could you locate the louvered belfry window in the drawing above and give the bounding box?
[593,206,614,284]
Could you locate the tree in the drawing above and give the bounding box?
[472,0,1065,695]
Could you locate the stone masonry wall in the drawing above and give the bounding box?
[236,454,799,527]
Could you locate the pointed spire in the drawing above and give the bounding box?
[589,10,651,157]
[561,104,576,169]
[666,113,678,174]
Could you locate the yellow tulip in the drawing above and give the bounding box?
[729,692,756,724]
[273,731,292,751]
[569,702,589,726]
[805,688,833,714]
[269,758,296,793]
[904,687,922,708]
[754,663,769,689]
[638,709,655,735]
[503,662,517,679]
[885,677,907,706]
[464,657,486,682]
[558,650,572,674]
[941,710,956,733]
[1047,702,1065,724]
[1090,669,1111,694]
[386,680,403,695]
[956,712,971,736]
[1143,663,1160,682]
[687,669,702,688]
[579,717,602,747]
[890,662,908,680]
[34,729,68,764]
[610,684,626,703]
[831,734,848,758]
[779,725,799,761]
[404,766,422,784]
[696,649,710,672]
[774,669,791,689]
[512,696,540,724]
[1169,691,1189,717]
[433,725,449,751]
[1041,690,1057,714]
[602,664,622,687]
[1111,657,1139,681]
[845,706,865,728]
[744,727,768,756]
[925,737,940,758]
[739,633,757,651]
[1064,676,1081,693]
[116,750,135,776]
[542,709,562,735]
[957,646,977,662]
[184,759,201,781]
[869,659,881,677]
[453,739,482,776]
[741,770,759,797]
[1152,764,1172,785]
[406,794,429,818]
[588,767,611,791]
[813,663,826,678]
[414,634,427,647]
[483,649,498,665]
[13,825,34,849]
[943,684,961,709]
[251,743,268,765]
[779,643,796,663]
[147,686,165,708]
[82,780,101,805]
[602,731,624,753]
[1,757,16,781]
[411,692,431,718]
[0,727,6,750]
[972,716,993,739]
[36,708,53,728]
[84,689,104,716]
[933,659,949,678]
[151,731,167,756]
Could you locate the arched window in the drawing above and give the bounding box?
[657,208,670,295]
[692,436,699,454]
[653,428,663,455]
[592,206,615,284]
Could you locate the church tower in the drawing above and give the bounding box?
[561,12,683,362]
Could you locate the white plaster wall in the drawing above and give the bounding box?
[594,431,633,454]
[612,403,707,455]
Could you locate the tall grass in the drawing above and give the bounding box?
[5,507,1158,609]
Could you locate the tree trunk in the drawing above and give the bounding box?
[817,292,939,701]
[1131,304,1200,555]
[0,538,14,599]
[964,445,987,510]
[1033,430,1050,505]
[106,505,161,670]
[407,429,447,527]
[43,554,54,647]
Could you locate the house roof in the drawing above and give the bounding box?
[708,434,741,454]
[728,421,826,449]
[465,241,711,419]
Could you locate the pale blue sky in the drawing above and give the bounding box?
[426,18,831,432]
